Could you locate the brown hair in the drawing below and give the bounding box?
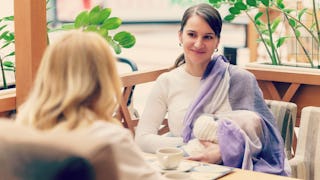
[174,3,222,67]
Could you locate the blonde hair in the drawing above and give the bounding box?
[16,30,122,130]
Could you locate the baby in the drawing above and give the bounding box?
[180,113,219,156]
[181,110,262,156]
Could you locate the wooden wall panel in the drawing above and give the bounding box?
[14,0,47,107]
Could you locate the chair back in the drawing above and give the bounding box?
[290,106,320,180]
[116,67,170,135]
[0,120,119,180]
[265,99,297,159]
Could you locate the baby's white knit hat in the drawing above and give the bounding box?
[193,114,219,143]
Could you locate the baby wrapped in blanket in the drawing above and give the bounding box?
[181,110,263,157]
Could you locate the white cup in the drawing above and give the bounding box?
[156,147,183,170]
[164,172,191,180]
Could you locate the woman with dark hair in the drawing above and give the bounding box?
[135,3,290,176]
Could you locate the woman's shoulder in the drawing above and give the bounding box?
[157,66,199,83]
[88,120,132,141]
[155,67,181,85]
[157,67,182,79]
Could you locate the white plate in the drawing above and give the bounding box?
[151,161,199,173]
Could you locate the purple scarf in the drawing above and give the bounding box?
[182,55,228,141]
[182,55,288,176]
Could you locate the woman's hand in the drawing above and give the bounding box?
[186,140,222,164]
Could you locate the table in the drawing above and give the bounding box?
[143,153,300,180]
[219,169,299,180]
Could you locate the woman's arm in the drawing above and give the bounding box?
[135,75,183,153]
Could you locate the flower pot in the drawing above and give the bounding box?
[0,88,16,116]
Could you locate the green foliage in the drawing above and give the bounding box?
[205,0,319,68]
[0,15,15,89]
[0,3,136,89]
[61,5,136,54]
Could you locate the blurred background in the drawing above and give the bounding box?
[0,0,249,112]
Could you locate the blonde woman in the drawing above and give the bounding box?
[15,30,164,180]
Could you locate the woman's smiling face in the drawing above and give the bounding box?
[179,14,220,66]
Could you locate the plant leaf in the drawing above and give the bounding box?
[1,42,11,49]
[234,2,247,10]
[107,37,121,54]
[295,29,301,38]
[282,8,294,14]
[3,68,15,72]
[4,51,15,58]
[89,5,102,25]
[224,14,235,22]
[276,0,283,4]
[288,18,296,28]
[97,28,108,38]
[260,0,270,7]
[6,32,14,41]
[114,31,136,48]
[61,23,75,30]
[0,24,8,32]
[229,7,241,15]
[85,25,98,32]
[246,0,257,7]
[4,16,14,21]
[3,61,14,68]
[101,17,122,30]
[0,31,9,39]
[261,29,269,35]
[98,8,112,23]
[255,19,263,26]
[277,3,285,9]
[265,39,271,47]
[74,11,89,28]
[209,0,219,3]
[298,8,308,21]
[254,12,263,21]
[276,37,287,48]
[271,17,281,32]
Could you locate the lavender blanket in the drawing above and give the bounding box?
[182,55,288,176]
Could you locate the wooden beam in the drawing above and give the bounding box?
[247,21,258,62]
[14,0,47,107]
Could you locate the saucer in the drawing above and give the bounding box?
[192,164,233,179]
[193,164,233,173]
[151,161,199,173]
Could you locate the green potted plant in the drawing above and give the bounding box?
[208,0,319,68]
[207,0,320,121]
[0,2,136,116]
[172,0,320,122]
[0,15,15,90]
[59,5,136,55]
[0,4,136,89]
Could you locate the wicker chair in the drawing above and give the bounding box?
[265,99,297,159]
[289,106,320,180]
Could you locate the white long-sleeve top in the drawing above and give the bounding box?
[135,66,201,153]
[89,121,165,180]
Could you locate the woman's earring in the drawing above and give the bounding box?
[214,48,218,52]
[179,43,182,47]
